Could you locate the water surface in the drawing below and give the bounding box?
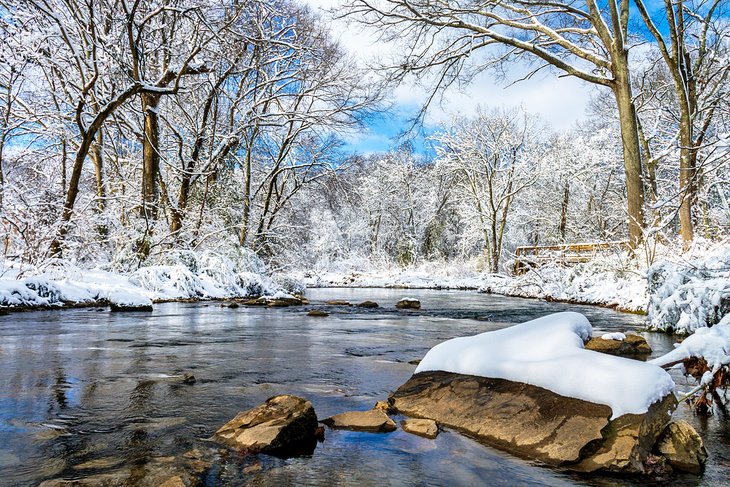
[0,288,726,486]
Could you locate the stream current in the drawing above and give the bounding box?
[1,288,728,486]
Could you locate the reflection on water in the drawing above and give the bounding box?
[0,288,726,486]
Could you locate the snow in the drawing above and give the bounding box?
[416,312,675,418]
[480,258,648,312]
[295,254,648,313]
[266,290,297,300]
[0,251,286,309]
[650,315,730,372]
[601,332,626,341]
[647,243,730,333]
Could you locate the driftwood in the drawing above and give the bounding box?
[675,357,730,414]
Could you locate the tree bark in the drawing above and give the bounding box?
[90,130,106,211]
[611,61,646,248]
[141,93,161,220]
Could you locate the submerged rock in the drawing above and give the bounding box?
[39,454,204,487]
[326,300,351,306]
[396,298,421,309]
[585,334,652,358]
[307,309,329,317]
[655,420,707,474]
[214,395,318,456]
[322,409,396,433]
[267,295,307,307]
[401,418,438,439]
[389,371,676,474]
[109,303,153,312]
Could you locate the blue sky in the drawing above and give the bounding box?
[303,0,684,156]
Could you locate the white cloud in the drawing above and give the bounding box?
[300,0,595,131]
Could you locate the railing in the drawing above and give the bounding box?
[513,241,629,275]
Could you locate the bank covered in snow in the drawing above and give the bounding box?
[296,254,648,312]
[0,250,295,309]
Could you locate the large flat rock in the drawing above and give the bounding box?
[389,371,676,473]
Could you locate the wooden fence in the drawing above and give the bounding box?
[512,241,629,275]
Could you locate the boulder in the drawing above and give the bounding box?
[401,418,438,439]
[307,309,329,317]
[585,334,652,358]
[389,371,676,474]
[396,298,421,309]
[322,409,396,433]
[655,420,707,474]
[214,395,319,456]
[326,300,351,306]
[356,301,379,308]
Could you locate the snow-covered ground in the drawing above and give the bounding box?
[0,251,294,309]
[295,254,648,312]
[417,311,674,418]
[297,241,730,334]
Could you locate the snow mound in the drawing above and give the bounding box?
[0,252,285,309]
[416,312,675,418]
[650,315,730,372]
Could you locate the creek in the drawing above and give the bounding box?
[0,288,726,486]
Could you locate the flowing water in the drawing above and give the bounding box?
[0,288,727,486]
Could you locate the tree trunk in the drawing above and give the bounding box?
[611,63,646,249]
[90,130,106,211]
[677,124,695,246]
[141,93,161,220]
[559,181,569,239]
[49,134,95,256]
[239,142,254,246]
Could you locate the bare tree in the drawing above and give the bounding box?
[346,0,649,246]
[434,108,541,272]
[635,0,729,247]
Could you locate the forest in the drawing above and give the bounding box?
[2,1,730,485]
[0,0,726,278]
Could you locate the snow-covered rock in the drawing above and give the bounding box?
[415,312,674,418]
[391,312,682,474]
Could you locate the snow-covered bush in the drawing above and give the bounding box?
[481,253,647,312]
[647,245,730,333]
